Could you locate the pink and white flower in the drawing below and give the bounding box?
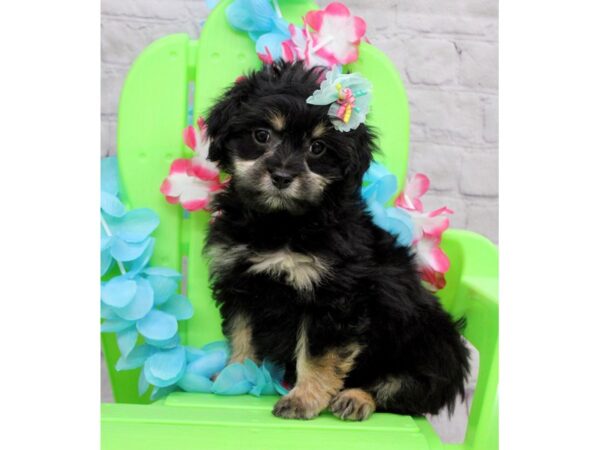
[160,158,221,212]
[394,173,454,292]
[395,173,429,212]
[304,2,366,66]
[409,206,454,243]
[277,3,366,69]
[160,117,223,212]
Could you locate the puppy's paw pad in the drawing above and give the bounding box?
[272,394,320,420]
[330,389,376,421]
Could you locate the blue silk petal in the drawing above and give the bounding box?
[100,303,117,319]
[244,359,267,396]
[101,156,119,196]
[160,294,194,320]
[138,370,150,397]
[186,350,228,378]
[101,276,137,308]
[104,209,159,243]
[362,162,397,204]
[143,267,181,279]
[366,198,389,232]
[202,341,230,355]
[116,327,138,357]
[150,385,178,401]
[258,365,276,395]
[255,32,287,60]
[114,277,154,321]
[124,239,155,275]
[243,358,260,385]
[101,226,111,250]
[145,333,181,349]
[101,318,132,333]
[178,371,213,393]
[144,346,186,387]
[263,360,287,395]
[205,0,221,10]
[101,248,113,276]
[136,310,178,341]
[274,380,290,396]
[226,0,277,33]
[212,363,253,395]
[273,16,290,35]
[116,344,157,371]
[385,207,414,247]
[101,192,126,217]
[110,237,152,262]
[146,274,179,306]
[185,347,207,363]
[248,30,263,41]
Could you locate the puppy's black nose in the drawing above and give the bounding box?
[270,170,294,189]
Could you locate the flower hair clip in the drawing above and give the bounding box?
[306,68,372,132]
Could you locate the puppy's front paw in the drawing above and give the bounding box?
[272,391,324,420]
[330,389,376,421]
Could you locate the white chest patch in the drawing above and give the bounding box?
[247,247,330,292]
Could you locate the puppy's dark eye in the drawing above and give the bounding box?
[253,129,271,144]
[309,140,326,157]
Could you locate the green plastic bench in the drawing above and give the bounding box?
[101,1,499,449]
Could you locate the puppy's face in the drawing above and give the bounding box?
[206,62,374,213]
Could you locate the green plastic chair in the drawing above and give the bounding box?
[101,1,498,449]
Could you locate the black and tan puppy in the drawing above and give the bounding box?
[204,62,470,421]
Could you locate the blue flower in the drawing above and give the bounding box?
[362,162,414,246]
[101,157,159,276]
[306,69,372,132]
[226,0,291,61]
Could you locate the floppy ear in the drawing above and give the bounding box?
[205,78,251,170]
[344,124,376,192]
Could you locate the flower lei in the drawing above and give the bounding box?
[361,164,453,291]
[102,157,287,400]
[226,1,366,68]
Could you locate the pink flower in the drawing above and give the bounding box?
[394,172,453,291]
[420,266,447,291]
[304,2,366,66]
[283,24,331,68]
[414,234,451,291]
[161,118,223,211]
[410,207,454,243]
[395,173,429,212]
[160,158,221,212]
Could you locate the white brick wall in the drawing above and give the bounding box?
[101,0,498,243]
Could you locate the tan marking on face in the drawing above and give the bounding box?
[226,314,257,364]
[247,247,330,291]
[232,156,256,178]
[272,321,362,419]
[330,388,376,421]
[311,122,328,138]
[268,112,286,131]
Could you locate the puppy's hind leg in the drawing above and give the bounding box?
[369,374,463,416]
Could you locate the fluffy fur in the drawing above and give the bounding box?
[204,61,470,421]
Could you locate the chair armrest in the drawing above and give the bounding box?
[440,230,498,450]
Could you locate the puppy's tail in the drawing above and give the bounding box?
[454,316,467,333]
